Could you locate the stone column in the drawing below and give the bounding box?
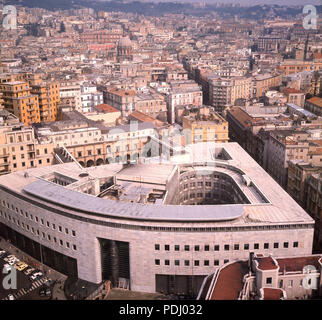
[110,240,119,287]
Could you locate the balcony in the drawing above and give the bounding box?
[27,144,35,152]
[0,153,9,158]
[0,161,10,167]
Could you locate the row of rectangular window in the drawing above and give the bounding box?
[155,242,298,251]
[0,193,313,233]
[155,259,228,266]
[0,211,77,251]
[1,202,76,237]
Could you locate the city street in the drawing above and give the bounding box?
[0,237,67,300]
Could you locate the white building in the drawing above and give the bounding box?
[0,143,314,297]
[81,83,103,113]
[60,82,82,113]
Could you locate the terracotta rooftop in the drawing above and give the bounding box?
[210,261,249,300]
[228,107,263,128]
[107,88,136,96]
[94,104,120,113]
[283,87,303,94]
[255,256,278,271]
[307,97,322,108]
[262,288,284,300]
[276,256,322,273]
[313,52,322,60]
[129,110,167,128]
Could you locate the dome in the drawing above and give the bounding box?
[118,36,132,47]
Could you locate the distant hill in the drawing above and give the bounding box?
[4,0,322,17]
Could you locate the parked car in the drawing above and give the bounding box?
[4,254,15,262]
[39,286,51,297]
[7,257,19,266]
[24,267,35,276]
[14,261,28,271]
[30,272,43,281]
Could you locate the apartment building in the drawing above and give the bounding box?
[257,36,282,52]
[182,112,229,144]
[279,60,313,76]
[135,93,167,122]
[104,88,136,117]
[79,28,123,44]
[252,73,283,98]
[267,130,322,188]
[209,77,253,113]
[34,109,163,167]
[0,110,54,175]
[287,161,322,252]
[80,83,103,113]
[60,82,82,113]
[0,81,40,126]
[0,72,60,123]
[305,173,322,252]
[287,161,321,209]
[0,92,4,110]
[30,81,60,122]
[282,88,305,107]
[85,104,121,126]
[166,81,203,124]
[226,106,322,183]
[305,97,322,117]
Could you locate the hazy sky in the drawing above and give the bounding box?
[148,0,322,5]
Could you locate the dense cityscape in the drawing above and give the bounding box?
[0,0,321,306]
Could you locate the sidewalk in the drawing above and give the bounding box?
[0,237,67,300]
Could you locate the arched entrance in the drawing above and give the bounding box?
[78,161,85,168]
[86,159,95,167]
[96,158,104,166]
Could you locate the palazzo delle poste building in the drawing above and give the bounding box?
[0,142,314,297]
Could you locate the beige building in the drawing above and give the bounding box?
[182,112,229,144]
[287,161,322,253]
[85,104,121,126]
[166,83,203,124]
[135,93,167,122]
[104,88,136,117]
[209,76,253,113]
[305,173,322,253]
[0,110,54,175]
[252,73,283,98]
[279,60,313,76]
[305,97,322,117]
[282,87,305,107]
[59,82,82,113]
[267,130,322,188]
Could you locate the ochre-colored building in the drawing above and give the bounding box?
[0,73,60,124]
[182,112,229,144]
[0,81,40,126]
[30,81,60,122]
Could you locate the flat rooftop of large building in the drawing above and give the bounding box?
[0,143,314,224]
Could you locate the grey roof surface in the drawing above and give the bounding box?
[22,179,243,222]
